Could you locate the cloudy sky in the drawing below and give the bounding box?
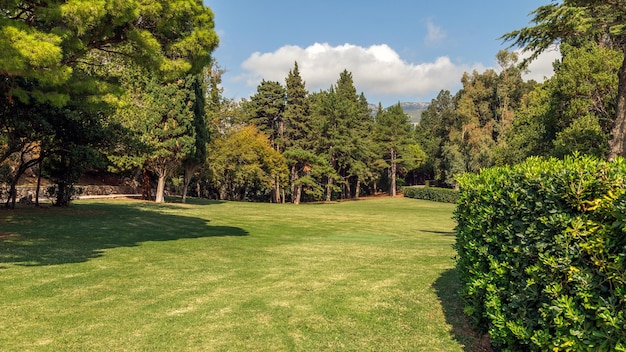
[203,0,561,107]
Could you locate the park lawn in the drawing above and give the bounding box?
[0,197,484,351]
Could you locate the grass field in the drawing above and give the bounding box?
[0,197,487,351]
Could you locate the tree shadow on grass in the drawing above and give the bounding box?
[419,229,457,236]
[432,268,494,352]
[0,201,247,266]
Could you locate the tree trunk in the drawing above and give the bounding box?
[273,175,281,203]
[290,164,298,203]
[141,168,152,200]
[326,177,333,202]
[219,185,227,200]
[6,154,39,209]
[155,173,166,203]
[35,157,42,206]
[294,183,302,205]
[609,52,626,160]
[181,164,199,204]
[390,148,397,197]
[355,177,361,199]
[56,181,68,207]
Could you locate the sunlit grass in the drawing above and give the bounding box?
[0,197,485,351]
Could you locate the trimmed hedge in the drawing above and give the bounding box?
[402,186,459,203]
[455,155,626,351]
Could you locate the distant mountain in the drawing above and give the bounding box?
[367,102,430,125]
[399,102,429,125]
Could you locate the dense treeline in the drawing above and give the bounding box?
[417,43,622,189]
[2,1,626,206]
[198,65,425,203]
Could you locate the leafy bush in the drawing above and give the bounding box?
[46,185,83,206]
[454,155,626,351]
[402,186,458,203]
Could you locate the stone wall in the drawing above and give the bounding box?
[1,184,138,202]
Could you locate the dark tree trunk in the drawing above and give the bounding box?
[273,175,281,203]
[609,51,626,160]
[390,148,397,197]
[290,164,298,204]
[35,157,43,206]
[141,168,152,200]
[5,153,39,209]
[326,177,333,202]
[181,164,199,204]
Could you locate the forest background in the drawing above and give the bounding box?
[1,0,625,207]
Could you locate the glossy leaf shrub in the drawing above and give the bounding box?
[455,155,626,351]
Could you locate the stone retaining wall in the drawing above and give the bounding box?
[1,184,138,201]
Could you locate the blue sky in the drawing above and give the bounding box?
[203,0,560,106]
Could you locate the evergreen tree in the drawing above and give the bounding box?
[502,0,626,159]
[283,62,315,204]
[375,103,419,196]
[247,80,287,202]
[502,42,620,161]
[181,73,209,203]
[1,0,218,105]
[415,90,457,184]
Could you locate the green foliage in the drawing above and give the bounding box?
[206,125,288,201]
[455,155,626,351]
[375,102,420,196]
[501,0,626,158]
[552,114,608,158]
[1,0,218,104]
[402,186,458,203]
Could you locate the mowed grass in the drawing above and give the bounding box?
[0,197,483,351]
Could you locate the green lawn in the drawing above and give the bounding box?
[0,197,486,351]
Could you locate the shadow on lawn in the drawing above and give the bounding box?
[433,268,494,352]
[419,229,456,236]
[0,201,247,266]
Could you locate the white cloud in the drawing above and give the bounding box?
[518,46,561,82]
[239,42,485,103]
[424,19,446,46]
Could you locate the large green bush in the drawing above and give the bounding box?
[402,186,458,203]
[455,155,626,351]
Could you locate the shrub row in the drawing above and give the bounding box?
[402,186,458,203]
[454,155,626,351]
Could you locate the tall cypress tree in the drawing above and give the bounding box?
[283,62,315,204]
[181,73,209,203]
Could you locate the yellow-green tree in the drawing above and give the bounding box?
[207,125,288,201]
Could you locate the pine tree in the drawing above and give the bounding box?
[283,62,314,204]
[247,80,286,202]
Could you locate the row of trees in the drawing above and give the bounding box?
[416,0,626,188]
[200,64,425,203]
[3,0,626,206]
[201,0,626,199]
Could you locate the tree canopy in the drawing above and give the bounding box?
[1,0,218,104]
[502,0,626,159]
